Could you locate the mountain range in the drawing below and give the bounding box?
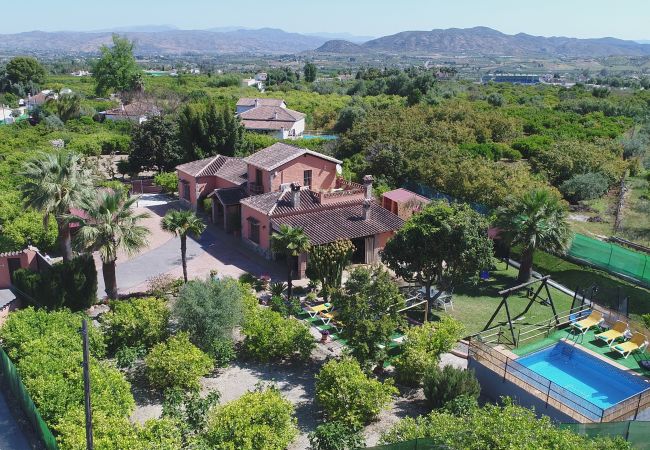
[0,26,648,57]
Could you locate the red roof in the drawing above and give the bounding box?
[382,188,430,204]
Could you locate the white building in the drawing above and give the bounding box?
[102,101,160,124]
[236,98,305,139]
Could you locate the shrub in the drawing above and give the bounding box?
[269,294,289,316]
[211,338,236,368]
[242,308,315,362]
[423,365,480,409]
[12,254,97,311]
[154,171,179,194]
[173,277,247,357]
[162,388,220,442]
[269,281,287,297]
[560,172,610,203]
[98,180,130,198]
[145,332,214,392]
[315,357,397,427]
[147,274,184,298]
[442,394,479,416]
[394,317,464,387]
[308,421,366,450]
[102,297,169,351]
[115,345,147,369]
[203,387,298,450]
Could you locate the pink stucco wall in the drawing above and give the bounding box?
[178,170,240,210]
[0,249,38,289]
[240,204,273,253]
[271,154,337,192]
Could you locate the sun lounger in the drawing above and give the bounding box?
[613,332,648,359]
[595,321,628,346]
[304,303,331,318]
[319,310,339,325]
[571,310,603,335]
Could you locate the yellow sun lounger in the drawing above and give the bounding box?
[305,303,331,318]
[595,321,628,346]
[319,310,339,325]
[571,311,603,335]
[613,332,648,359]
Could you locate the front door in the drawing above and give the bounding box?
[7,258,22,284]
[350,237,366,264]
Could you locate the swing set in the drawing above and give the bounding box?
[482,275,559,346]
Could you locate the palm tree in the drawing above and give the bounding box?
[271,225,311,299]
[72,191,150,299]
[495,189,572,283]
[161,209,206,283]
[21,151,94,261]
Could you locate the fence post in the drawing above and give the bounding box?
[545,382,551,408]
[503,358,508,382]
[633,393,642,420]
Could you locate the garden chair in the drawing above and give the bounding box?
[570,310,603,335]
[613,332,648,359]
[304,302,331,318]
[594,320,628,347]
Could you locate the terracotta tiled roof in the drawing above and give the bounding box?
[176,155,247,184]
[271,202,404,245]
[243,143,341,172]
[0,250,26,258]
[382,188,430,204]
[240,119,298,131]
[240,190,284,214]
[239,105,305,122]
[236,98,285,107]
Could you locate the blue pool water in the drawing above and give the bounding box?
[517,342,649,409]
[303,134,338,140]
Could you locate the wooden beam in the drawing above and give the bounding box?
[498,275,551,296]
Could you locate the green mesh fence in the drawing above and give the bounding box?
[0,347,58,450]
[561,421,650,448]
[568,234,650,286]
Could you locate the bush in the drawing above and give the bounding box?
[154,172,179,194]
[145,332,214,392]
[423,365,480,410]
[394,317,464,387]
[315,357,397,427]
[102,297,169,352]
[211,338,236,368]
[442,394,479,416]
[115,345,146,369]
[560,172,610,203]
[12,254,97,311]
[308,421,366,450]
[173,277,247,357]
[242,308,315,362]
[203,387,298,450]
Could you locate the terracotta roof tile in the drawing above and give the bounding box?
[176,156,247,184]
[239,105,305,122]
[271,202,404,245]
[243,143,341,172]
[236,97,285,107]
[210,187,248,206]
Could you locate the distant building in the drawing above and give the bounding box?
[241,78,265,91]
[482,74,540,85]
[236,98,304,139]
[255,72,268,82]
[381,188,430,220]
[70,70,91,77]
[101,101,161,124]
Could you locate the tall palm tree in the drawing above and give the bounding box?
[72,191,150,299]
[161,209,206,283]
[21,151,94,261]
[271,225,311,299]
[495,189,572,283]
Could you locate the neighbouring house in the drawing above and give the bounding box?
[101,101,161,124]
[255,72,268,82]
[241,78,265,90]
[177,142,404,278]
[381,188,430,220]
[25,90,55,110]
[236,98,304,139]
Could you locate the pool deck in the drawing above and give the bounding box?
[513,327,650,378]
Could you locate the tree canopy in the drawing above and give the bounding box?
[5,56,46,85]
[92,35,142,96]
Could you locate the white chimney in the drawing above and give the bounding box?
[291,183,301,208]
[254,98,259,107]
[363,175,374,200]
[362,199,371,221]
[274,111,279,120]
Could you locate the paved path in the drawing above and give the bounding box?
[97,196,285,297]
[0,390,33,450]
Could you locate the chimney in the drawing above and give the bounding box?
[290,183,301,208]
[362,199,371,221]
[274,110,279,120]
[254,98,259,107]
[363,175,373,200]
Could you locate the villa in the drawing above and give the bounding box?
[236,98,305,139]
[176,142,404,278]
[101,101,161,124]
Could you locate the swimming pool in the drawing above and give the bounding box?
[303,134,338,140]
[517,341,649,410]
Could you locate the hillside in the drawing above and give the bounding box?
[362,27,650,57]
[315,39,369,54]
[0,28,327,55]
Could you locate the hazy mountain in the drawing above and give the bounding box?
[92,24,179,33]
[315,40,369,54]
[305,32,374,43]
[0,28,327,55]
[361,27,650,57]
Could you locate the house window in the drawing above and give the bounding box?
[248,218,260,244]
[303,170,312,188]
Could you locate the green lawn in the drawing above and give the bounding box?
[430,261,575,337]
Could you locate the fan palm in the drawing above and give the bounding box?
[271,225,311,299]
[161,209,206,283]
[21,151,94,261]
[72,191,150,299]
[495,189,572,282]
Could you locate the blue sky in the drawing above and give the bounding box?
[4,0,649,40]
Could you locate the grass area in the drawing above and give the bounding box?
[513,327,650,377]
[521,250,650,329]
